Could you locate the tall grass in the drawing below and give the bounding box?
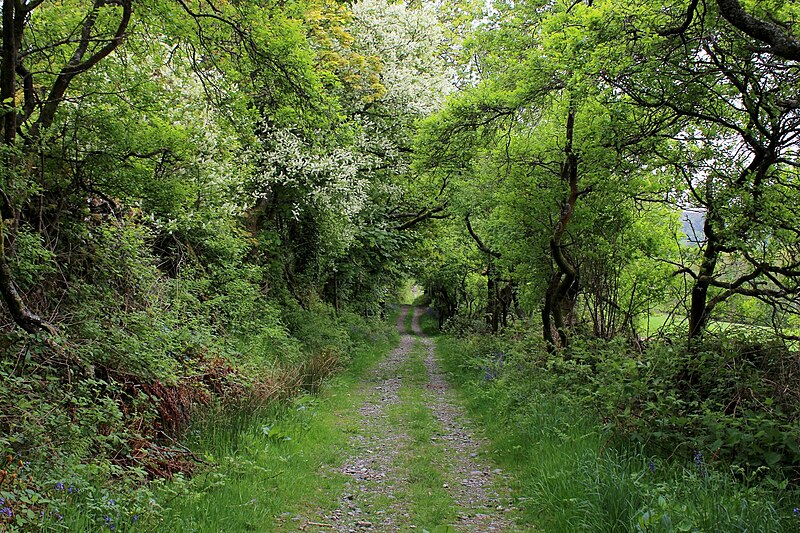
[155,327,399,532]
[159,399,343,531]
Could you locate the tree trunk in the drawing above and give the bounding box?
[499,282,512,328]
[688,217,719,343]
[543,107,580,352]
[464,214,503,333]
[0,220,53,334]
[543,271,561,351]
[0,1,53,334]
[332,270,339,313]
[487,260,501,333]
[2,0,18,145]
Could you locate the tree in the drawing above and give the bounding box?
[1,0,133,333]
[414,0,679,347]
[599,0,800,342]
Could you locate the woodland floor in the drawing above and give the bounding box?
[291,305,519,532]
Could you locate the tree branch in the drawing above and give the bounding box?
[658,0,701,36]
[393,204,449,231]
[464,213,501,258]
[30,0,132,138]
[716,0,800,61]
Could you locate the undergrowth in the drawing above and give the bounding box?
[435,328,800,532]
[0,247,396,533]
[154,313,398,532]
[0,311,395,532]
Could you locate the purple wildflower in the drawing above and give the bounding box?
[693,450,707,477]
[55,482,65,491]
[1,507,12,518]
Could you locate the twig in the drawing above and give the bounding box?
[158,430,213,466]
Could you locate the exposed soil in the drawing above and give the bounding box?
[300,305,516,532]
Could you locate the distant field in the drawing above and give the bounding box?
[639,313,798,349]
[639,313,675,336]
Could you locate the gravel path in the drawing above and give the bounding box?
[301,306,516,532]
[414,310,516,532]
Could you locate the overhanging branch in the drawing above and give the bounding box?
[465,213,501,258]
[393,204,449,231]
[716,0,800,61]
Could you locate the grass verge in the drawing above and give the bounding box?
[435,334,799,533]
[146,324,399,532]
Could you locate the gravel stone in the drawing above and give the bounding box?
[302,306,517,532]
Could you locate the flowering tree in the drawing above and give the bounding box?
[244,0,455,309]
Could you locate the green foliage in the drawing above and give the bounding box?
[7,228,57,290]
[455,326,800,478]
[156,315,396,532]
[436,331,799,532]
[610,336,800,477]
[0,0,447,529]
[0,348,162,531]
[3,0,800,529]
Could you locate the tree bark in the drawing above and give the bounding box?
[687,240,718,342]
[0,0,53,334]
[487,260,499,333]
[465,213,503,333]
[2,0,18,145]
[543,107,580,351]
[716,0,800,61]
[542,271,560,350]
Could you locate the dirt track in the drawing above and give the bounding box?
[303,305,516,532]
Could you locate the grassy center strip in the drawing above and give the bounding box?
[384,337,458,530]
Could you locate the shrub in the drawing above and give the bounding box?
[441,314,492,336]
[443,322,800,478]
